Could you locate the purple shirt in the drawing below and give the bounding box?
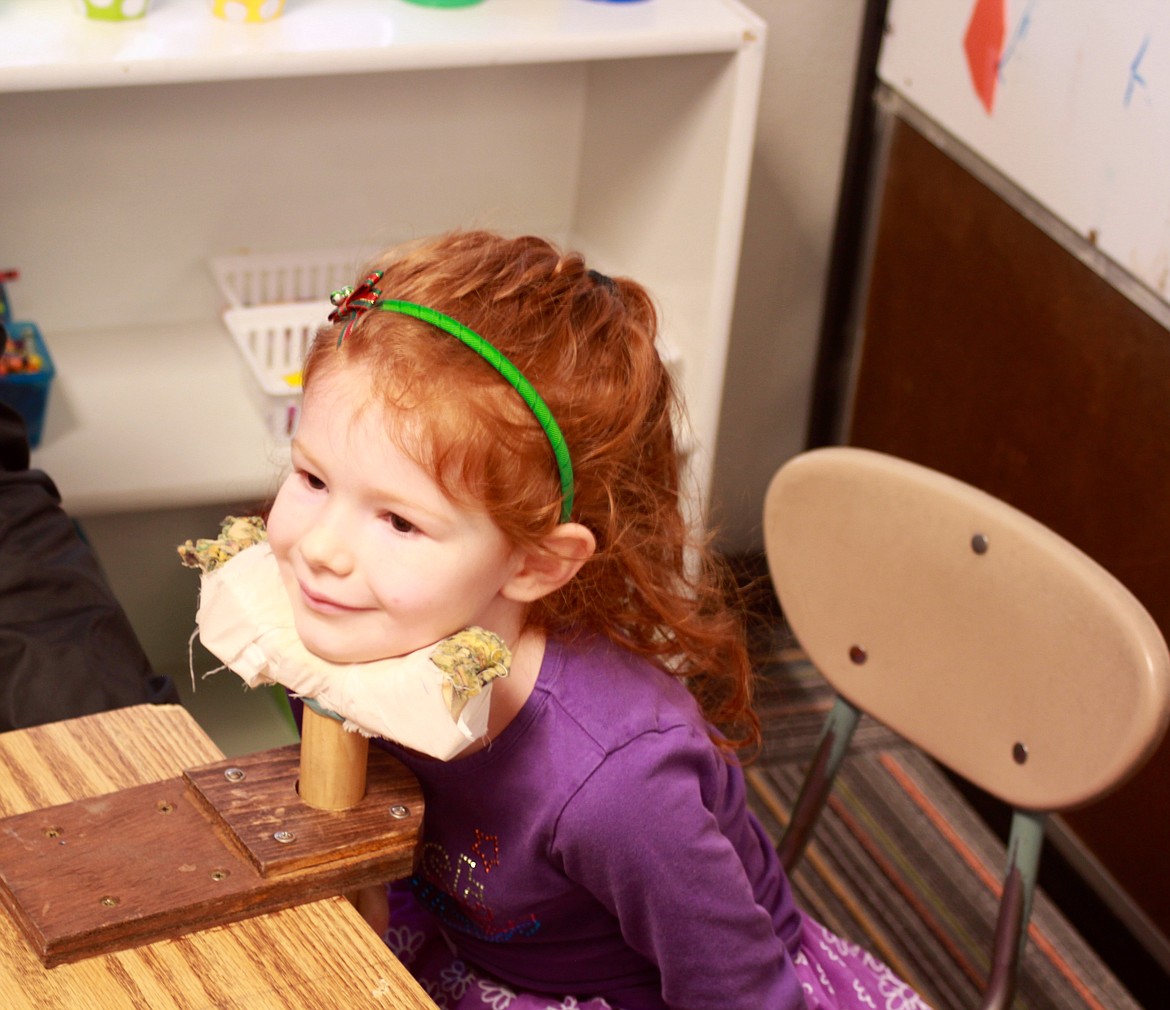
[380,634,808,1009]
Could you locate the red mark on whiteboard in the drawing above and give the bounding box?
[964,0,1006,113]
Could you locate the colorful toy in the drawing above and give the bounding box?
[0,272,55,448]
[0,270,17,325]
[0,323,44,378]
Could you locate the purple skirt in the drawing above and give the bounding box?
[382,887,933,1010]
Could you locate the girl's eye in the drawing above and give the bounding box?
[303,471,326,491]
[386,513,415,534]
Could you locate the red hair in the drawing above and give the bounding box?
[303,231,760,752]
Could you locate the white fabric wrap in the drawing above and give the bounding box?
[195,542,491,760]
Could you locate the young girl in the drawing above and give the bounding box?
[262,230,932,1010]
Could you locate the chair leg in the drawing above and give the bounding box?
[778,695,861,873]
[978,809,1047,1010]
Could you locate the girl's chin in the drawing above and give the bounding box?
[302,643,400,665]
[295,630,420,667]
[292,617,461,666]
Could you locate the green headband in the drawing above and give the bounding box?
[329,272,575,523]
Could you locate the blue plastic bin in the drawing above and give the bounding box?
[0,322,55,448]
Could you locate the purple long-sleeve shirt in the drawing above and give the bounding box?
[378,634,808,1009]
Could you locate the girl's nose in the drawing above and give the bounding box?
[298,522,355,576]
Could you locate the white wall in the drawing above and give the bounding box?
[710,0,867,553]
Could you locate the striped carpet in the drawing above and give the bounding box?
[745,648,1144,1010]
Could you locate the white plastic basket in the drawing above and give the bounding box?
[212,249,373,438]
[222,302,330,439]
[211,248,371,308]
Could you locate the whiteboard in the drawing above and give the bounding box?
[879,0,1170,303]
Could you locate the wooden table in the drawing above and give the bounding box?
[0,704,437,1009]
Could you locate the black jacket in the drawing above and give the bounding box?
[0,402,177,731]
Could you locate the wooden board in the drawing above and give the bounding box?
[184,745,420,877]
[0,745,422,966]
[0,705,437,1009]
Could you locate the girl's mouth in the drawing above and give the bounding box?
[299,582,366,614]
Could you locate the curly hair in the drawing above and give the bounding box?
[302,230,760,752]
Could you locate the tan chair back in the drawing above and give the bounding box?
[764,446,1170,810]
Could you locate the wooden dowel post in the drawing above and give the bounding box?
[299,706,369,811]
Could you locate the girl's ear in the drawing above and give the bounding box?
[502,523,596,603]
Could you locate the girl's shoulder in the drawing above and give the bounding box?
[538,634,709,754]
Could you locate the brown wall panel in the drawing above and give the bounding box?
[848,118,1170,933]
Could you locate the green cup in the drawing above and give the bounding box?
[75,0,150,20]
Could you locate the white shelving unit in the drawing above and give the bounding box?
[1,0,765,518]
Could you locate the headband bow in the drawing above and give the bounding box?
[328,270,385,343]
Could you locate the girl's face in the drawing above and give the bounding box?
[266,365,526,665]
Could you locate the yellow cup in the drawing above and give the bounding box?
[211,0,286,22]
[76,0,150,20]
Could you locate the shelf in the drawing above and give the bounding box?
[0,0,758,93]
[31,321,290,516]
[5,0,764,517]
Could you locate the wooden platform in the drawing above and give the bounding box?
[0,704,436,1009]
